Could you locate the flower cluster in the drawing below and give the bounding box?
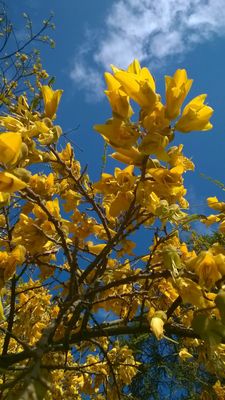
[94,60,212,224]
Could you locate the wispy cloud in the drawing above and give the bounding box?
[70,62,105,102]
[70,0,225,100]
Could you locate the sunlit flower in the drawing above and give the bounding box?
[41,85,63,119]
[175,94,213,132]
[165,69,193,120]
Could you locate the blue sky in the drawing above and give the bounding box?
[7,0,225,219]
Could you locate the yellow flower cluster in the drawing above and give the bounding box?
[0,85,63,198]
[94,60,213,222]
[95,59,213,163]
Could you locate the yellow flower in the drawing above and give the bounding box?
[207,196,225,212]
[175,94,213,132]
[127,59,142,74]
[41,85,63,119]
[204,214,220,226]
[142,101,170,133]
[94,165,136,220]
[93,173,117,195]
[117,239,136,257]
[175,277,206,307]
[109,191,134,217]
[165,69,193,120]
[214,253,225,275]
[178,348,193,360]
[11,245,26,264]
[62,189,81,212]
[188,251,222,289]
[104,72,133,119]
[29,173,55,197]
[86,242,106,255]
[147,165,185,202]
[0,132,22,165]
[114,165,135,191]
[219,220,225,234]
[4,245,26,281]
[138,131,169,161]
[113,59,157,110]
[213,380,225,399]
[94,118,139,149]
[168,144,195,172]
[136,184,160,213]
[149,311,167,340]
[45,198,60,218]
[111,146,156,167]
[0,192,10,206]
[0,172,27,193]
[0,116,24,131]
[162,245,182,273]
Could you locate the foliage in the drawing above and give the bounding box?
[0,12,225,399]
[128,231,225,400]
[128,334,217,400]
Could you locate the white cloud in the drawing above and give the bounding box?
[70,0,225,99]
[70,62,105,102]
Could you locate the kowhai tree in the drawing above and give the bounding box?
[127,231,225,400]
[0,19,225,399]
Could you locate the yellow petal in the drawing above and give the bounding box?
[104,72,121,91]
[127,59,141,74]
[41,85,63,119]
[140,67,156,92]
[176,277,206,307]
[207,196,225,211]
[114,70,156,110]
[179,348,192,360]
[0,172,27,193]
[0,132,22,165]
[0,116,24,131]
[11,245,26,264]
[94,118,139,149]
[175,94,213,132]
[150,317,164,339]
[149,311,167,340]
[165,69,193,120]
[87,242,106,255]
[109,191,134,217]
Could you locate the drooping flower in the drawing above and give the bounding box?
[207,196,225,212]
[165,69,193,120]
[41,85,63,119]
[0,132,22,165]
[94,118,139,149]
[187,251,223,289]
[104,72,133,119]
[175,94,213,132]
[149,311,167,340]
